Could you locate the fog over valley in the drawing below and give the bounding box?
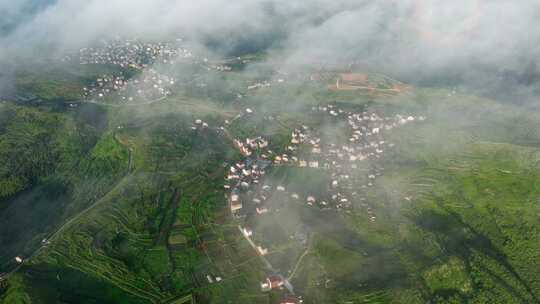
[1,1,540,304]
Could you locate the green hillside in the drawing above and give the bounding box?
[1,60,540,304]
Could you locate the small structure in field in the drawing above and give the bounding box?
[260,275,284,291]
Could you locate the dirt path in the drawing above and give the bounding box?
[1,137,134,281]
[127,148,133,172]
[237,225,274,271]
[0,174,131,282]
[236,225,295,294]
[84,96,167,107]
[288,239,311,281]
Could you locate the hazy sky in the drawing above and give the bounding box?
[1,0,540,94]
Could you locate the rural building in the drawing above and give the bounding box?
[230,194,242,213]
[260,275,284,291]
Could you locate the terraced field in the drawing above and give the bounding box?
[2,62,540,304]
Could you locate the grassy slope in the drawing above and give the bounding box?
[290,91,540,303]
[2,71,540,304]
[0,100,272,303]
[0,101,132,267]
[12,63,134,102]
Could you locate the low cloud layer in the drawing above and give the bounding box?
[1,0,540,97]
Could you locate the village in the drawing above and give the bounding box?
[4,36,429,302]
[82,68,176,103]
[76,38,192,69]
[191,102,426,303]
[22,37,429,303]
[222,105,425,217]
[70,38,235,104]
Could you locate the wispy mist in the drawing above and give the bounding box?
[1,0,540,99]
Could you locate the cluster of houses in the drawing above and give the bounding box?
[247,76,289,91]
[192,119,209,130]
[226,155,272,214]
[216,103,425,300]
[83,68,175,103]
[281,105,425,219]
[77,38,192,69]
[74,38,242,104]
[74,38,239,75]
[192,96,424,302]
[191,115,301,303]
[223,103,426,235]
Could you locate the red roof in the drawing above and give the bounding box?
[280,296,299,304]
[268,275,283,288]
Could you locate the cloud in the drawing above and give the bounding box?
[0,0,56,36]
[279,1,540,79]
[1,0,540,97]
